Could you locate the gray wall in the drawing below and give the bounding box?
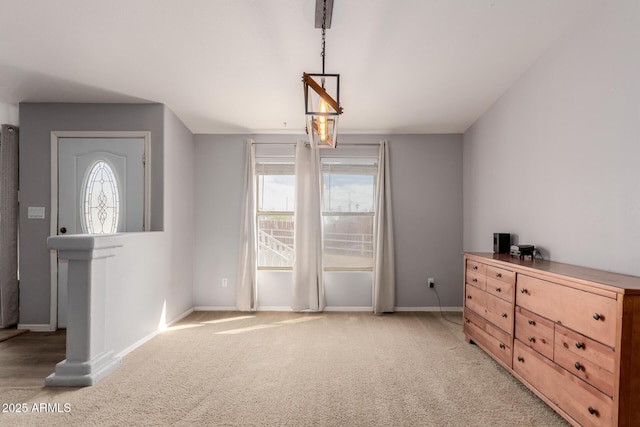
[193,134,246,308]
[193,133,463,309]
[19,103,165,325]
[163,107,196,318]
[389,135,463,308]
[463,1,640,276]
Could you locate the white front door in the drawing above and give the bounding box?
[56,137,145,328]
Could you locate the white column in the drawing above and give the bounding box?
[46,234,122,387]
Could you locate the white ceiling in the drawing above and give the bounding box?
[0,0,597,134]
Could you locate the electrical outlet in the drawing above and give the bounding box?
[428,278,435,288]
[222,278,228,287]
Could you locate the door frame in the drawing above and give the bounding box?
[49,131,151,330]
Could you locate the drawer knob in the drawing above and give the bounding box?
[575,341,584,349]
[517,356,524,363]
[575,362,582,371]
[593,313,602,321]
[528,319,535,325]
[520,288,528,294]
[467,295,472,299]
[495,287,501,292]
[588,406,597,416]
[472,278,478,282]
[495,273,502,278]
[499,343,505,349]
[501,313,508,318]
[473,266,478,270]
[527,336,535,343]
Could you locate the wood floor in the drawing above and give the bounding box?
[0,329,66,387]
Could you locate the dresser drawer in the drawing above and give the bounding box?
[466,259,486,275]
[466,269,486,290]
[514,340,613,427]
[554,325,616,397]
[516,274,618,347]
[465,284,513,335]
[515,306,554,360]
[486,265,515,302]
[464,309,512,368]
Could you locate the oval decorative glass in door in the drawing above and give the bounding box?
[82,160,120,234]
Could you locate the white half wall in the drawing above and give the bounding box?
[463,1,640,275]
[46,232,193,363]
[106,232,177,355]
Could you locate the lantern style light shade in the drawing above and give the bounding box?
[303,72,343,148]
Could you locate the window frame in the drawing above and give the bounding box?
[320,158,378,272]
[255,161,295,270]
[81,159,120,234]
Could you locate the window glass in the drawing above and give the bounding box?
[257,174,295,212]
[82,160,120,234]
[258,215,294,268]
[256,163,295,268]
[323,215,374,269]
[323,172,375,213]
[321,160,377,270]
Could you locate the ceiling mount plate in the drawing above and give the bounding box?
[314,0,334,29]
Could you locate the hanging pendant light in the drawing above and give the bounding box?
[303,0,343,148]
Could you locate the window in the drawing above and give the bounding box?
[82,160,120,234]
[256,162,295,268]
[321,159,377,270]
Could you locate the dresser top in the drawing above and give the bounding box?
[465,252,640,294]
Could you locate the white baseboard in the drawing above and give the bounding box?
[257,307,376,312]
[257,306,292,311]
[116,330,158,359]
[325,306,372,312]
[193,306,237,311]
[170,307,195,324]
[17,323,56,332]
[192,306,463,313]
[115,307,195,359]
[395,307,463,312]
[194,306,371,312]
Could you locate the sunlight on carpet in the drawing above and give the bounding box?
[0,311,570,427]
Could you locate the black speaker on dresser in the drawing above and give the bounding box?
[493,233,511,254]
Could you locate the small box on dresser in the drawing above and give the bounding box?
[463,252,640,427]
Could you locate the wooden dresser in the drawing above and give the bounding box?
[463,252,640,427]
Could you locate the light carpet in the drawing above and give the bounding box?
[0,311,568,426]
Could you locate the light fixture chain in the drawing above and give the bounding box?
[321,0,326,74]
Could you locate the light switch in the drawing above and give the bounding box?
[27,206,46,219]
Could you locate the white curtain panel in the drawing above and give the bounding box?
[373,140,396,314]
[291,141,325,311]
[236,140,258,311]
